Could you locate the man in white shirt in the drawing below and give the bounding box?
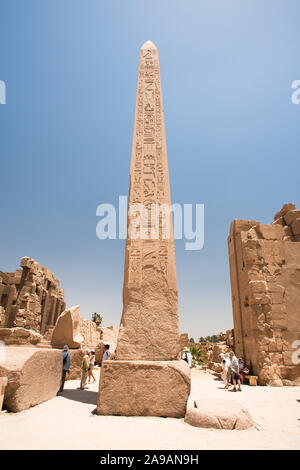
[229,351,242,391]
[102,344,111,362]
[182,347,193,368]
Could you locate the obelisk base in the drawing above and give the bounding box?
[96,360,191,417]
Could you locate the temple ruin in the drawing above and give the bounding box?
[228,203,300,386]
[0,256,65,335]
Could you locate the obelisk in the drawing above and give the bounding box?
[97,41,190,417]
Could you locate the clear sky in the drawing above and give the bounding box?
[1,1,299,339]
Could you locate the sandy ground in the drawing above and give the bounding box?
[0,367,299,450]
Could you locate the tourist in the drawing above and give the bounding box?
[80,349,90,390]
[92,312,97,322]
[229,351,242,392]
[182,347,192,368]
[87,350,96,383]
[58,345,70,393]
[220,353,230,389]
[102,344,111,362]
[238,358,249,384]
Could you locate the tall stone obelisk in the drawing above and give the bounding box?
[116,40,180,361]
[97,41,190,418]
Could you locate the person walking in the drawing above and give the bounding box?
[87,350,96,383]
[58,345,70,393]
[182,347,193,368]
[220,353,230,389]
[229,351,242,391]
[102,344,111,362]
[80,349,90,390]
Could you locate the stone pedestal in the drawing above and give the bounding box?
[97,360,190,417]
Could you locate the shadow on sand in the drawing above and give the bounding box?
[60,388,98,405]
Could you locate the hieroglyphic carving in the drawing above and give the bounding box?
[116,41,180,361]
[126,41,174,287]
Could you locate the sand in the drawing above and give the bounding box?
[0,367,299,450]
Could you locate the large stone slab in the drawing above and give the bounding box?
[0,347,62,412]
[185,398,254,430]
[51,305,83,349]
[96,360,190,417]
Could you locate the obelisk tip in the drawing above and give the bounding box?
[141,40,157,50]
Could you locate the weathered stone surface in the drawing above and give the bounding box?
[256,223,284,240]
[283,210,300,225]
[228,203,300,386]
[98,325,118,344]
[291,218,300,236]
[97,360,190,417]
[115,40,180,362]
[0,257,65,333]
[79,318,101,349]
[51,305,83,349]
[0,347,61,412]
[0,327,42,345]
[185,398,254,430]
[274,203,296,221]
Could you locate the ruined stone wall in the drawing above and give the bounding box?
[228,203,300,385]
[0,257,65,334]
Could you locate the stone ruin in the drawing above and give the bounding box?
[228,203,300,386]
[0,256,119,412]
[200,329,234,374]
[0,256,65,335]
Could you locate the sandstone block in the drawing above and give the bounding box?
[257,240,285,265]
[51,305,83,349]
[0,327,42,345]
[258,364,283,386]
[184,398,254,430]
[291,218,300,236]
[0,347,61,412]
[272,319,288,330]
[96,360,190,417]
[256,223,284,240]
[274,203,296,221]
[249,280,267,293]
[283,210,300,225]
[282,351,294,366]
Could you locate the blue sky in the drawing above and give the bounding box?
[0,1,299,339]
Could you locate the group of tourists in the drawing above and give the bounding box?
[220,351,249,392]
[58,344,111,393]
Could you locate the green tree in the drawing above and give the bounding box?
[189,337,195,343]
[189,345,205,366]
